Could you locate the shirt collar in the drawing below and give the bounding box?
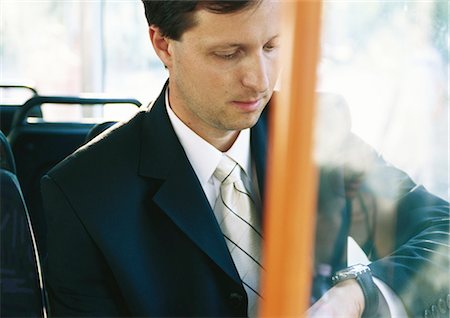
[165,88,252,185]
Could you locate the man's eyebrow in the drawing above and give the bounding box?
[208,35,280,50]
[210,43,242,50]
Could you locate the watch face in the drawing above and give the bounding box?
[332,264,370,284]
[343,264,369,275]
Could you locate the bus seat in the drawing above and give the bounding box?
[85,121,118,143]
[7,96,141,257]
[0,130,47,318]
[0,128,16,174]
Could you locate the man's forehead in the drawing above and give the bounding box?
[183,0,280,41]
[194,0,263,14]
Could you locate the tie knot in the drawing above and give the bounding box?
[214,155,241,184]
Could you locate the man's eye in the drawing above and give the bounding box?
[215,51,239,60]
[264,44,278,52]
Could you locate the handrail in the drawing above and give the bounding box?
[260,0,322,316]
[10,95,142,128]
[0,84,38,96]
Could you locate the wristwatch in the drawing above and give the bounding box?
[331,264,379,317]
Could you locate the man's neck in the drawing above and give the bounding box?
[206,130,240,152]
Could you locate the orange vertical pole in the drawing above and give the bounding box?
[260,0,322,316]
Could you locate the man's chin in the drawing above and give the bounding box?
[230,115,262,131]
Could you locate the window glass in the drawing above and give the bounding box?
[312,0,448,311]
[317,1,448,201]
[1,0,167,119]
[2,1,83,94]
[103,0,167,105]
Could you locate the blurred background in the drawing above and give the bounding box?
[1,0,448,200]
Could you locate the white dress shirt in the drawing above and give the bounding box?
[164,89,259,210]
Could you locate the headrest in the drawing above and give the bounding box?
[0,130,16,174]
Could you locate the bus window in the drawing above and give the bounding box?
[317,1,448,201]
[310,2,448,316]
[1,0,167,121]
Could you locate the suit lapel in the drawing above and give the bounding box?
[251,105,268,205]
[153,163,241,283]
[138,86,241,285]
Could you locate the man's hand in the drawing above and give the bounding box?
[307,279,365,317]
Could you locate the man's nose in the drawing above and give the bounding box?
[241,53,270,93]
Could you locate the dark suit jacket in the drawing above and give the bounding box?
[41,84,267,317]
[41,86,449,317]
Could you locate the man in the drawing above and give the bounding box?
[41,1,449,317]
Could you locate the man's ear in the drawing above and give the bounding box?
[149,26,172,68]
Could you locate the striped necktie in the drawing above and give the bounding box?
[213,155,263,317]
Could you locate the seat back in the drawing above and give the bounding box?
[8,96,141,256]
[85,121,118,143]
[0,128,16,174]
[0,130,47,318]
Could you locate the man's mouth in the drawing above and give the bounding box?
[232,95,267,112]
[232,99,261,112]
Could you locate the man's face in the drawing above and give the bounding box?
[165,0,281,144]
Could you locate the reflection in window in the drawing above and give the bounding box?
[317,1,448,201]
[312,2,448,316]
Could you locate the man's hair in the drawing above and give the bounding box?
[142,1,260,40]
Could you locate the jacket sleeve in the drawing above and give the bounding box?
[369,168,449,318]
[341,134,449,317]
[41,174,128,317]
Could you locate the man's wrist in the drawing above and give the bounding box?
[332,264,379,317]
[334,279,365,316]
